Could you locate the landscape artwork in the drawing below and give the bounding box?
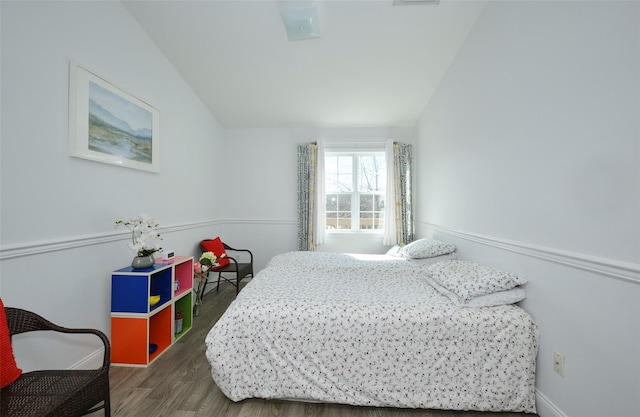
[88,81,153,164]
[69,63,160,172]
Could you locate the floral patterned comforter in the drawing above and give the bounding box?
[205,251,538,413]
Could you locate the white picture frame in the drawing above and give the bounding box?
[68,62,160,173]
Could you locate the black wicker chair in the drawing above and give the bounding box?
[0,307,111,417]
[200,239,253,295]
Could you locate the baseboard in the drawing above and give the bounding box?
[71,347,105,370]
[536,390,568,417]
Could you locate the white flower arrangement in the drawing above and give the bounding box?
[199,252,218,271]
[115,213,162,257]
[193,251,219,282]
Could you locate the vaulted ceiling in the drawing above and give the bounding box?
[123,0,485,128]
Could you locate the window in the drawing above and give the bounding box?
[325,152,386,231]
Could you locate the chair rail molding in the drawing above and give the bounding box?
[223,218,297,226]
[0,219,223,261]
[421,222,640,285]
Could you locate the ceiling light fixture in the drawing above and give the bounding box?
[280,7,320,41]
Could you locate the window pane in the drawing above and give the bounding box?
[358,194,370,230]
[326,193,352,230]
[325,155,338,172]
[337,174,352,192]
[359,194,385,230]
[337,194,351,212]
[374,195,385,229]
[358,155,386,192]
[325,155,353,192]
[337,211,351,229]
[374,212,384,230]
[359,194,373,212]
[326,211,337,229]
[325,155,339,192]
[326,194,337,211]
[338,155,353,174]
[339,156,352,192]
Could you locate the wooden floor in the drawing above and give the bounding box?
[95,282,538,417]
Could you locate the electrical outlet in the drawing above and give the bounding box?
[553,351,565,377]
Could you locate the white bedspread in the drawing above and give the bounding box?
[205,251,538,413]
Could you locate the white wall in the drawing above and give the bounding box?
[415,2,639,417]
[223,127,414,270]
[3,3,637,415]
[0,1,225,371]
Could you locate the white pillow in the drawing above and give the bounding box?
[407,252,458,264]
[399,238,456,259]
[427,278,526,307]
[425,260,527,303]
[385,245,403,257]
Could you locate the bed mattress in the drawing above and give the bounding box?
[205,251,538,412]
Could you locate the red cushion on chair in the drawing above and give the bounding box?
[0,298,22,389]
[200,237,230,269]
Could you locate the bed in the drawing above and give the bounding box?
[205,245,539,413]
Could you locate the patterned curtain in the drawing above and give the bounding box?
[297,143,318,251]
[384,141,413,245]
[314,140,326,245]
[394,142,414,245]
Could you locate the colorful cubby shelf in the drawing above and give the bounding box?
[110,255,194,366]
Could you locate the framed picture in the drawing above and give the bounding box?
[69,62,160,173]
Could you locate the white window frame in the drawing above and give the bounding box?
[324,150,386,233]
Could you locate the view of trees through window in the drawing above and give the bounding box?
[325,152,386,230]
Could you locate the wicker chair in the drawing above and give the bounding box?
[0,307,111,416]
